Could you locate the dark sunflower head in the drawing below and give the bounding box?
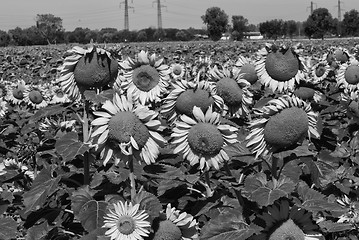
[344,65,359,85]
[175,88,215,117]
[216,77,243,106]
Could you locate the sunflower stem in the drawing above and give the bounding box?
[128,156,136,201]
[204,171,213,197]
[271,155,278,179]
[83,100,90,185]
[223,161,245,208]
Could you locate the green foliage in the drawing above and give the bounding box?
[201,7,229,41]
[342,9,359,36]
[231,15,248,41]
[304,8,334,39]
[36,14,64,44]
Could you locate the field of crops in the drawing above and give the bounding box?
[1,39,359,240]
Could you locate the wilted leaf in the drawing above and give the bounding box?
[23,169,60,213]
[55,131,90,162]
[200,210,256,240]
[243,172,295,207]
[0,217,18,240]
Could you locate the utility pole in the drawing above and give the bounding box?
[120,0,134,31]
[336,0,343,21]
[153,0,166,29]
[307,1,316,15]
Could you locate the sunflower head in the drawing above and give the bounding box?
[152,219,182,240]
[293,87,316,101]
[73,46,118,89]
[238,63,258,84]
[334,48,350,64]
[216,77,243,106]
[265,46,300,82]
[344,64,359,85]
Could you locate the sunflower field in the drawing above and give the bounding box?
[1,39,359,240]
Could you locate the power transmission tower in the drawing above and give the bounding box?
[120,0,134,31]
[153,0,167,29]
[336,0,344,21]
[307,1,316,14]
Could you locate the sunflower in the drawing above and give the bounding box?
[90,93,166,166]
[234,55,259,85]
[103,201,151,240]
[337,195,359,227]
[49,85,71,104]
[310,61,331,84]
[23,84,48,109]
[152,204,198,240]
[171,106,238,170]
[161,79,224,125]
[170,62,186,81]
[117,50,170,105]
[0,98,8,118]
[57,46,119,101]
[292,86,323,103]
[325,46,352,69]
[336,59,359,92]
[255,43,307,93]
[341,90,359,121]
[209,65,253,118]
[252,199,324,240]
[5,79,27,105]
[246,95,320,159]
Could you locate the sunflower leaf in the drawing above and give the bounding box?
[83,89,114,104]
[55,131,90,162]
[29,104,67,124]
[318,220,353,233]
[23,168,61,214]
[134,190,162,219]
[200,209,257,240]
[243,172,296,207]
[0,217,18,240]
[71,186,108,233]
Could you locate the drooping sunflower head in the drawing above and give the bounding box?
[117,50,170,105]
[90,93,166,166]
[246,95,320,158]
[171,106,238,170]
[256,43,306,93]
[336,59,359,92]
[152,204,198,240]
[161,80,224,124]
[234,55,259,85]
[57,46,118,101]
[252,199,322,240]
[103,201,151,240]
[209,65,253,118]
[6,79,27,105]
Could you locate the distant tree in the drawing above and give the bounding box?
[0,30,10,47]
[231,15,248,40]
[137,31,148,42]
[247,24,257,32]
[259,19,284,39]
[303,8,333,39]
[176,30,189,41]
[201,7,229,41]
[331,18,341,36]
[283,20,297,39]
[24,26,47,45]
[342,9,359,36]
[8,27,30,46]
[36,14,64,44]
[153,29,166,41]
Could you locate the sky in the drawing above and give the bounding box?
[0,0,358,31]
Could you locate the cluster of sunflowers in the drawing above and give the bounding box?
[1,41,359,240]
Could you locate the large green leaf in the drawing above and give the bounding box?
[55,131,90,162]
[28,104,66,124]
[243,172,295,207]
[0,217,18,240]
[71,186,108,232]
[23,169,61,213]
[200,210,256,240]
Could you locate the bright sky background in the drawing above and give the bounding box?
[1,0,358,31]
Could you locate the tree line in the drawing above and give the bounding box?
[0,8,359,46]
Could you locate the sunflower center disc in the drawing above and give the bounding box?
[334,49,349,63]
[264,107,308,149]
[73,50,118,88]
[132,65,160,92]
[315,65,326,77]
[187,123,224,156]
[265,49,300,82]
[175,89,214,117]
[239,63,258,84]
[12,88,24,100]
[293,87,315,100]
[348,101,359,117]
[28,90,44,104]
[107,111,150,149]
[55,89,65,98]
[344,65,359,85]
[269,219,305,240]
[116,215,136,235]
[153,220,182,240]
[172,65,182,75]
[216,77,243,106]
